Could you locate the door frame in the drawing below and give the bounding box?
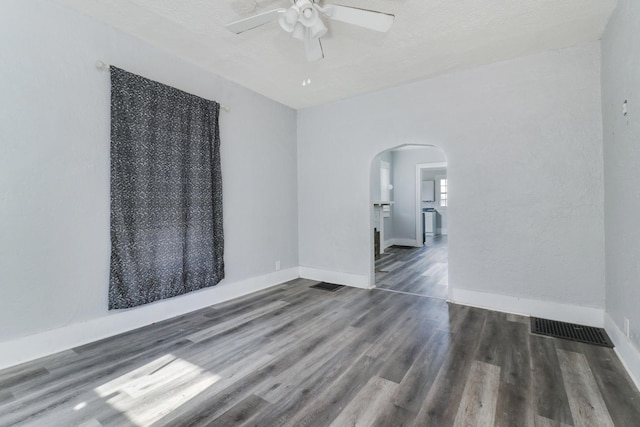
[414,162,447,246]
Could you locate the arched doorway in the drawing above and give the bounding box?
[370,144,449,299]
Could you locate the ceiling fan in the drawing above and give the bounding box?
[225,0,394,61]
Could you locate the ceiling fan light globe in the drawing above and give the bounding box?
[286,7,300,24]
[309,19,327,39]
[278,7,299,32]
[292,22,306,40]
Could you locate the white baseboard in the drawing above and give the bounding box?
[0,268,299,370]
[449,288,605,327]
[382,239,394,250]
[448,290,640,389]
[299,266,371,289]
[605,313,640,391]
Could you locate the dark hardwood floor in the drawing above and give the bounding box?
[376,236,448,299]
[1,277,639,426]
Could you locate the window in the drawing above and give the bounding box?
[440,178,448,207]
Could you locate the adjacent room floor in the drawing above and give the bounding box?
[376,235,448,299]
[1,278,638,426]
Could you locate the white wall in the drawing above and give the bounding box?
[0,0,298,367]
[0,0,617,374]
[392,148,447,242]
[298,43,605,312]
[601,0,640,384]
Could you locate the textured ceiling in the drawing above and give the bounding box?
[54,0,616,109]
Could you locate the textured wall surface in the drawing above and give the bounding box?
[602,0,640,351]
[0,0,298,343]
[298,42,605,307]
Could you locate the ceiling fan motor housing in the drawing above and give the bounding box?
[279,0,327,39]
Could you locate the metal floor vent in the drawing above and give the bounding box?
[310,282,345,292]
[531,317,614,348]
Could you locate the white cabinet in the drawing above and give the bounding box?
[424,211,436,235]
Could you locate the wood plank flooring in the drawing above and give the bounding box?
[1,278,639,426]
[376,236,448,298]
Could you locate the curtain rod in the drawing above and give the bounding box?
[96,60,231,112]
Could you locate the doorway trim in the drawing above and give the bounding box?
[415,162,447,246]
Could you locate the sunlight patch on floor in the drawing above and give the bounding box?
[94,354,220,425]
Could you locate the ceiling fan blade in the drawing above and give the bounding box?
[304,37,324,62]
[324,5,394,32]
[225,9,285,34]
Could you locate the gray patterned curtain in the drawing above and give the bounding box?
[109,67,224,310]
